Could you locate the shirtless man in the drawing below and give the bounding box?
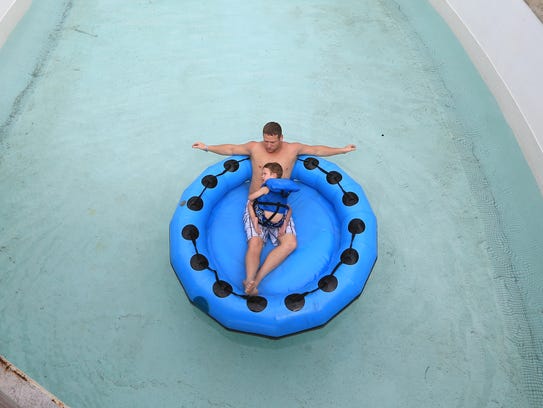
[192,122,356,295]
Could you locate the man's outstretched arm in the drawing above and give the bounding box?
[295,143,356,157]
[192,141,253,156]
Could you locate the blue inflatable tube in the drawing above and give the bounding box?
[169,155,377,338]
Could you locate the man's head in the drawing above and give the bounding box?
[262,162,283,181]
[262,122,283,153]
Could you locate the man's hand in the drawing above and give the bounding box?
[192,142,207,151]
[344,144,356,153]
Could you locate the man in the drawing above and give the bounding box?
[192,122,356,295]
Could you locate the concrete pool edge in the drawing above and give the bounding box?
[0,0,31,48]
[428,0,543,194]
[0,356,68,408]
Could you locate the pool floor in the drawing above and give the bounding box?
[1,1,542,407]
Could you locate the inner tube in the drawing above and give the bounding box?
[169,155,377,338]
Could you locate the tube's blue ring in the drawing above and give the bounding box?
[169,155,377,338]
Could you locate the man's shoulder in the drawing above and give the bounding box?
[241,140,259,154]
[283,141,303,154]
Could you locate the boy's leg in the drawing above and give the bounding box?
[251,221,297,295]
[243,204,264,294]
[244,237,263,294]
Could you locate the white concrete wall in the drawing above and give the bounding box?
[429,0,543,193]
[0,356,68,408]
[0,0,32,48]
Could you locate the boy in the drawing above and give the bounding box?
[244,162,299,295]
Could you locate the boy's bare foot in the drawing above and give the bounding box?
[245,280,257,295]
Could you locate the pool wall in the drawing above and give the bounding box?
[0,0,31,48]
[429,0,543,194]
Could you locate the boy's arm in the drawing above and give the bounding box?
[248,186,269,201]
[192,141,254,156]
[248,186,268,234]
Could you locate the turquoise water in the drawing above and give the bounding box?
[1,1,542,407]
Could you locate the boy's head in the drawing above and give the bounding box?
[262,162,283,181]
